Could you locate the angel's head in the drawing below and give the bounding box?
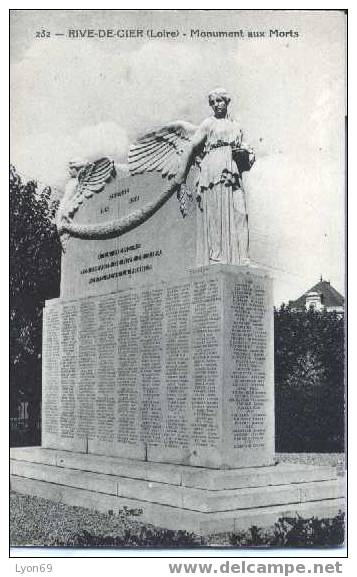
[208,88,231,118]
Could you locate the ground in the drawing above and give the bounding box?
[10,492,145,548]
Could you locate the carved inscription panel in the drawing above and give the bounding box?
[42,266,273,468]
[42,271,223,461]
[61,172,196,300]
[191,278,221,448]
[224,272,274,463]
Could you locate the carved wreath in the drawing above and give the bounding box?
[57,121,251,250]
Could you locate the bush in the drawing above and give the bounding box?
[56,526,204,548]
[51,513,344,548]
[229,512,345,548]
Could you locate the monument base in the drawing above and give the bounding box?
[10,448,345,536]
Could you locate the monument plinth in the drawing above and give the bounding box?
[10,89,344,534]
[41,264,274,470]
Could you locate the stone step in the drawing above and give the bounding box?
[10,475,345,535]
[10,458,344,513]
[10,447,338,490]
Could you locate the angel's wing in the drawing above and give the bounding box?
[128,121,198,179]
[67,157,116,218]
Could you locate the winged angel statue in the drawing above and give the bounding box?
[57,88,255,266]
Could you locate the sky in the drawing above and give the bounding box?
[10,9,346,305]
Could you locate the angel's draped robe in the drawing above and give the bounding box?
[195,117,251,266]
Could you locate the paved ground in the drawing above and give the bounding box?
[276,453,346,475]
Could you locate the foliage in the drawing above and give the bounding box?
[10,165,61,421]
[229,512,345,548]
[61,526,204,548]
[53,513,345,548]
[274,305,345,452]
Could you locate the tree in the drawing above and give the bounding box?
[274,304,345,452]
[10,165,61,428]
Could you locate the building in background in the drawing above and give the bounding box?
[289,277,344,314]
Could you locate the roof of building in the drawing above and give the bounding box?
[289,278,344,309]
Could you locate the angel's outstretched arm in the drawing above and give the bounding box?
[175,120,210,185]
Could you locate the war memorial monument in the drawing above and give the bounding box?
[10,89,344,535]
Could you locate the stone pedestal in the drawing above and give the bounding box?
[41,265,274,469]
[10,448,344,535]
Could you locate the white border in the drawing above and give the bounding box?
[4,3,353,575]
